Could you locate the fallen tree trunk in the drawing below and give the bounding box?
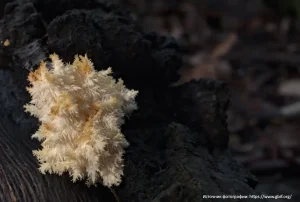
[0,1,258,201]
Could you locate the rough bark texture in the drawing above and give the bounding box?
[0,0,258,201]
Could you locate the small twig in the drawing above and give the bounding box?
[110,188,121,202]
[154,165,172,176]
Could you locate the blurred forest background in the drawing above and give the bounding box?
[118,0,300,200]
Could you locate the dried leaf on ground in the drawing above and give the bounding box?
[278,79,300,97]
[172,33,237,86]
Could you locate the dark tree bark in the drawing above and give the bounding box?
[0,1,258,201]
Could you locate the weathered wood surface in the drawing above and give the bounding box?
[0,0,259,201]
